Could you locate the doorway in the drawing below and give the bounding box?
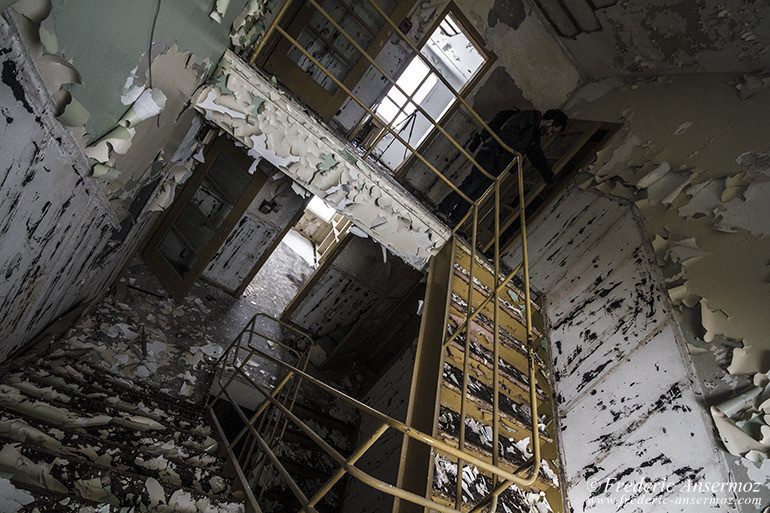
[143,136,268,301]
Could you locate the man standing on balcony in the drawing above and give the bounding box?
[436,109,568,226]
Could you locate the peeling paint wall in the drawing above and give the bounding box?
[45,0,242,137]
[0,0,239,361]
[0,17,141,361]
[555,0,770,81]
[193,51,450,269]
[286,234,419,345]
[340,343,416,513]
[561,73,770,509]
[7,0,250,227]
[505,186,738,511]
[202,172,305,294]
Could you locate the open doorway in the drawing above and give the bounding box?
[241,194,352,316]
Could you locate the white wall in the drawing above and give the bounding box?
[202,174,305,294]
[505,186,740,512]
[0,17,144,361]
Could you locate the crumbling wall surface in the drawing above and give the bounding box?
[5,0,247,227]
[0,17,121,361]
[557,0,770,81]
[339,343,417,513]
[565,73,770,506]
[504,187,738,511]
[286,234,411,340]
[202,174,305,294]
[193,51,450,270]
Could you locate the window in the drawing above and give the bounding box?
[258,0,419,121]
[307,195,336,222]
[364,7,491,171]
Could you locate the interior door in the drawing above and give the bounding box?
[258,0,415,121]
[143,137,267,300]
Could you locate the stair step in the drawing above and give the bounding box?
[0,441,244,511]
[38,354,208,420]
[4,368,206,434]
[0,410,224,473]
[432,453,538,512]
[290,403,357,436]
[281,418,354,454]
[0,384,220,458]
[443,331,547,402]
[260,473,342,511]
[41,350,207,419]
[275,441,338,476]
[0,414,232,495]
[0,381,213,446]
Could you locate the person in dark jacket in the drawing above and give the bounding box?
[436,109,567,225]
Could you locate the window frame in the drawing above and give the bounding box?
[355,2,496,176]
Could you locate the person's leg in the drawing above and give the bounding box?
[448,151,497,224]
[438,188,463,217]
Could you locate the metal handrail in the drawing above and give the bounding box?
[228,1,550,510]
[209,338,541,513]
[208,313,315,509]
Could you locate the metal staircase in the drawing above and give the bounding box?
[188,0,571,509]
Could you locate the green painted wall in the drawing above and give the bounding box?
[45,0,245,138]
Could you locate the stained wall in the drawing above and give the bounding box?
[0,0,244,360]
[0,17,141,360]
[565,73,770,504]
[505,186,739,511]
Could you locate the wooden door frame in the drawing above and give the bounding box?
[232,194,312,297]
[142,136,268,301]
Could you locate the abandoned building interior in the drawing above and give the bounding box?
[1,0,769,512]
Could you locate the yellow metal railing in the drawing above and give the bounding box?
[207,313,315,511]
[224,0,548,511]
[208,324,540,513]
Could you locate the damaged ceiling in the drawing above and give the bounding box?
[554,0,770,80]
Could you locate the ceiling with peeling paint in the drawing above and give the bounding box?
[551,0,770,80]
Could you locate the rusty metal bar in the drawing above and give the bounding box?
[206,405,263,513]
[299,422,390,513]
[247,347,535,484]
[228,370,295,450]
[517,155,541,482]
[223,388,315,511]
[455,202,478,509]
[492,175,501,499]
[227,5,548,509]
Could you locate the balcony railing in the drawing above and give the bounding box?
[204,0,556,510]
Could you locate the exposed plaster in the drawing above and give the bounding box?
[483,8,581,109]
[559,0,770,80]
[569,73,770,475]
[192,51,450,270]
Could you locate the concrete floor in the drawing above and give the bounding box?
[58,234,368,417]
[57,237,316,404]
